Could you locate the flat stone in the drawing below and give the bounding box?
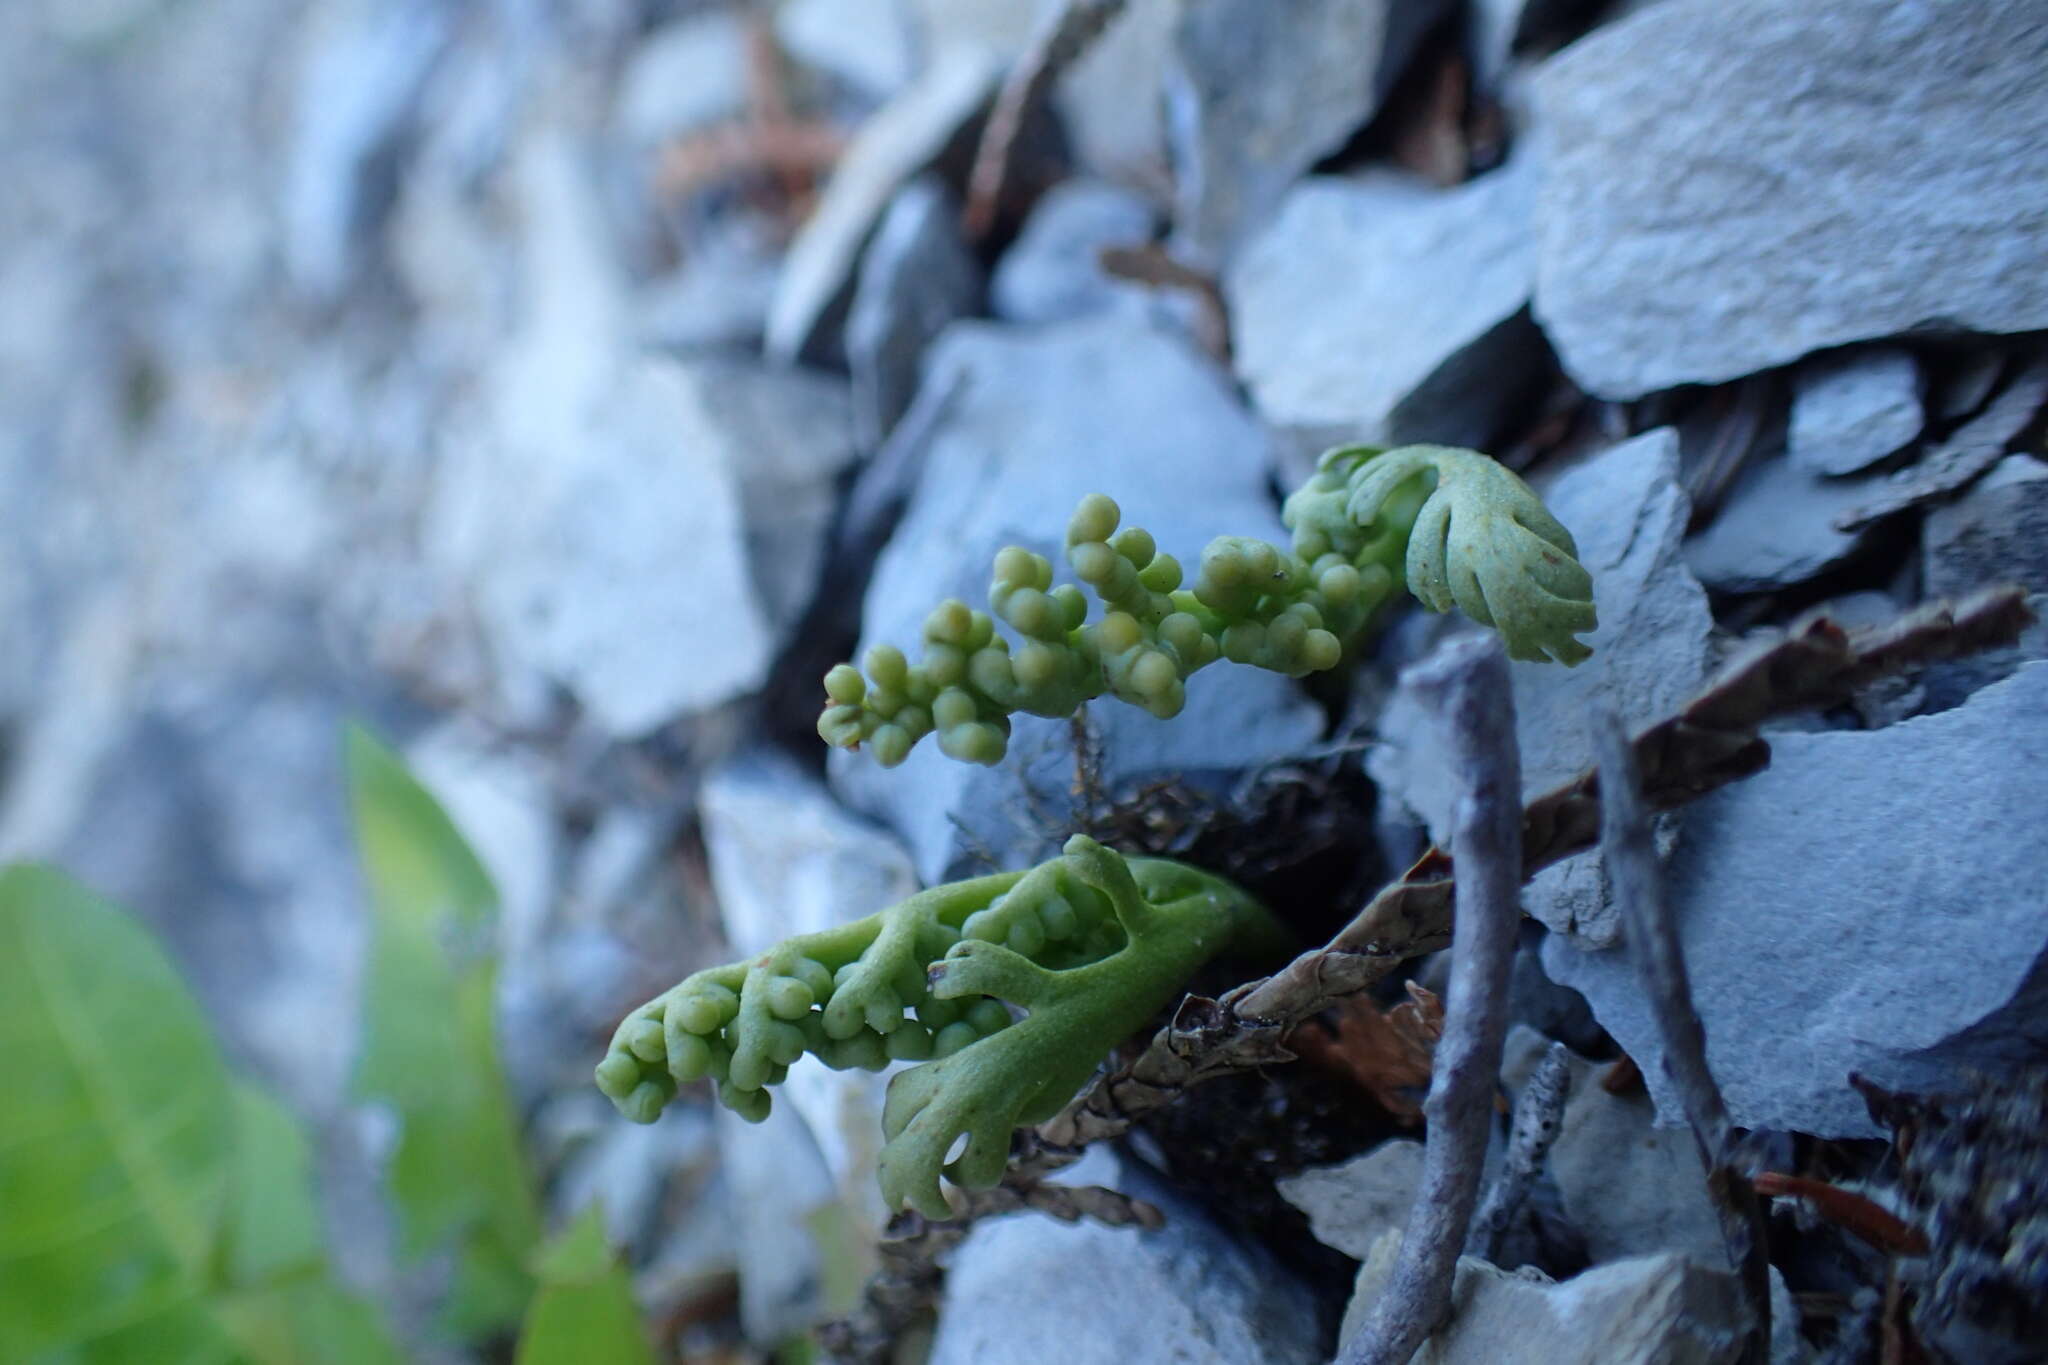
[699,749,917,1228]
[846,177,982,448]
[766,47,998,366]
[1228,157,1546,452]
[716,1101,842,1345]
[1925,454,2048,599]
[931,1149,1321,1365]
[1545,662,2048,1137]
[829,313,1323,883]
[1532,0,2048,399]
[1370,430,1715,945]
[1788,348,1925,477]
[990,178,1157,326]
[1165,0,1455,266]
[1684,454,1880,594]
[1276,1139,1426,1259]
[613,10,750,144]
[1341,1236,1768,1364]
[637,216,784,354]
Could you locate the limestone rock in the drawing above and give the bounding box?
[1277,1139,1426,1259]
[846,178,982,448]
[1533,0,2048,398]
[1787,348,1924,477]
[991,178,1157,326]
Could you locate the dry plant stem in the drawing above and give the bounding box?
[1466,1041,1571,1261]
[960,0,1128,240]
[1038,585,2035,1156]
[819,1181,1158,1364]
[1346,634,1523,1365]
[1594,706,1771,1364]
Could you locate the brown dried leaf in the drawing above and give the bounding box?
[1291,981,1443,1123]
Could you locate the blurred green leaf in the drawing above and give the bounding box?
[345,724,541,1337]
[0,864,398,1365]
[514,1205,655,1365]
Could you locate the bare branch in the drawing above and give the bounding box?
[1467,1041,1572,1262]
[1344,634,1523,1365]
[1594,706,1772,1363]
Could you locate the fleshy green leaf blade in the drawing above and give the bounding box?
[216,1085,325,1288]
[0,863,241,1365]
[344,725,540,1337]
[514,1206,656,1365]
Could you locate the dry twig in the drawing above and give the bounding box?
[1344,634,1523,1365]
[1466,1041,1572,1262]
[960,0,1129,240]
[1594,705,1771,1362]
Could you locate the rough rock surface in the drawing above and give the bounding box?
[1277,1139,1427,1259]
[612,10,750,145]
[1341,1234,1781,1364]
[1684,454,1880,594]
[830,312,1323,882]
[1165,0,1454,265]
[1787,348,1925,477]
[846,177,982,449]
[1546,662,2048,1137]
[766,48,997,365]
[930,1151,1321,1365]
[1924,454,2048,600]
[990,178,1157,326]
[1533,0,2048,398]
[1228,157,1547,452]
[1372,430,1715,944]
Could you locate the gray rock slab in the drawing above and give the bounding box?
[1788,348,1925,477]
[1228,157,1546,452]
[1545,662,2048,1137]
[1532,0,2048,399]
[699,749,916,1229]
[637,216,784,354]
[930,1150,1321,1365]
[990,178,1157,326]
[439,356,775,736]
[766,47,998,366]
[830,313,1323,883]
[716,1100,841,1345]
[1341,1236,1777,1364]
[1370,430,1714,944]
[1165,0,1455,266]
[613,10,750,144]
[778,0,916,101]
[847,177,983,449]
[1277,1139,1426,1260]
[1684,454,1880,594]
[1925,454,2048,600]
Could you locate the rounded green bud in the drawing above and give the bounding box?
[1112,526,1156,567]
[1303,629,1342,672]
[918,994,965,1029]
[622,1077,676,1124]
[993,545,1039,589]
[832,962,861,991]
[1068,493,1120,546]
[1005,915,1046,958]
[967,999,1015,1036]
[727,1049,772,1092]
[941,722,1006,765]
[1013,641,1062,690]
[1051,583,1088,630]
[1097,611,1142,654]
[792,957,834,1000]
[840,1030,891,1071]
[925,598,974,643]
[625,1017,666,1063]
[1267,613,1307,659]
[923,643,967,688]
[673,984,738,1035]
[961,909,1004,942]
[1159,612,1204,659]
[823,664,866,705]
[933,687,979,732]
[1244,542,1280,581]
[932,1021,980,1058]
[764,1021,808,1066]
[1319,563,1362,606]
[1139,552,1183,593]
[865,994,905,1035]
[1201,542,1247,587]
[764,976,814,1020]
[1002,587,1058,638]
[964,610,996,650]
[1130,649,1178,701]
[864,643,908,690]
[1069,540,1117,585]
[818,705,863,748]
[1221,621,1264,664]
[718,1081,772,1123]
[1141,677,1186,719]
[872,725,912,767]
[1039,894,1078,940]
[896,704,933,742]
[968,646,1017,701]
[667,1032,714,1083]
[885,1024,935,1062]
[594,1051,641,1100]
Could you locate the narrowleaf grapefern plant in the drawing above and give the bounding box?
[598,444,1596,1216]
